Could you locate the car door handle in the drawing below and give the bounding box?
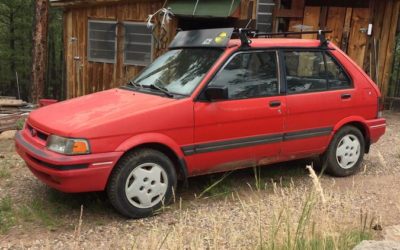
[269,100,281,107]
[341,93,352,99]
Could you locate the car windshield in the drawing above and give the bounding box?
[130,48,223,96]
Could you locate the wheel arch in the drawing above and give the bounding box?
[333,117,371,153]
[113,133,188,184]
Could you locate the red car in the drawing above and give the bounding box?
[15,29,386,218]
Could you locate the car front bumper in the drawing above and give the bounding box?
[15,131,123,193]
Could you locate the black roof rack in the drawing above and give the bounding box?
[234,29,332,48]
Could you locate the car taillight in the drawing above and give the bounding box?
[377,97,384,118]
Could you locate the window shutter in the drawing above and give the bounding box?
[124,23,153,66]
[88,20,117,63]
[256,0,275,32]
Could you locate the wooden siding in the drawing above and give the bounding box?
[62,0,399,98]
[63,0,255,98]
[64,1,169,98]
[279,0,400,98]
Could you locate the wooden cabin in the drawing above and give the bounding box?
[50,0,400,99]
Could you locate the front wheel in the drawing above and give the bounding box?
[324,126,365,177]
[107,149,177,218]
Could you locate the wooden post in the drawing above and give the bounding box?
[31,0,49,104]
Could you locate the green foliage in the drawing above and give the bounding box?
[0,1,64,101]
[15,117,25,130]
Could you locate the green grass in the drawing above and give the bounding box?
[16,190,111,230]
[0,196,15,234]
[0,166,11,179]
[197,171,235,198]
[18,198,60,229]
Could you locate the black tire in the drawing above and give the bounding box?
[324,126,365,177]
[107,149,177,219]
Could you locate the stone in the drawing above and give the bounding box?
[0,130,17,140]
[353,240,400,250]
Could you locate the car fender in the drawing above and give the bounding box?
[115,133,185,158]
[332,116,370,138]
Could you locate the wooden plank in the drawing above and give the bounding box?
[64,10,73,99]
[326,7,346,46]
[340,8,352,52]
[347,8,370,68]
[319,6,328,29]
[378,0,394,88]
[302,6,321,39]
[381,0,400,98]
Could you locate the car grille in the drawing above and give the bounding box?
[26,123,49,142]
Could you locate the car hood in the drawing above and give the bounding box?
[28,88,176,136]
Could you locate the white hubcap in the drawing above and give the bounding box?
[125,163,168,209]
[336,134,361,169]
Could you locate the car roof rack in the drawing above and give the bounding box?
[234,29,332,48]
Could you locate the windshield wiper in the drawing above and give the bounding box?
[147,83,174,98]
[128,80,143,89]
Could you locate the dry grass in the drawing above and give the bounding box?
[34,165,373,250]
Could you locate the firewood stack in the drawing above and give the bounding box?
[0,96,35,133]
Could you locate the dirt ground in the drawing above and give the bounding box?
[0,112,399,249]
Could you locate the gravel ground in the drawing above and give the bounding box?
[0,112,399,249]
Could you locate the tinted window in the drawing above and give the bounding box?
[284,51,327,94]
[325,53,352,89]
[209,51,279,99]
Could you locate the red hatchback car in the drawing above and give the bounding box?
[16,28,386,218]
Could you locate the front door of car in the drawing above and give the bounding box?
[185,51,286,175]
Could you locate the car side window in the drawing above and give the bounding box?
[284,51,328,94]
[208,51,279,99]
[324,52,352,90]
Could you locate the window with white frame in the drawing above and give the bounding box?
[88,20,117,63]
[256,0,275,32]
[124,22,153,66]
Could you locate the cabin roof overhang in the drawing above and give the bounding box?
[50,0,159,8]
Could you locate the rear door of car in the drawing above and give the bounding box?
[185,50,286,175]
[280,48,355,158]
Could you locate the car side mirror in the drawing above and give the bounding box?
[204,86,228,101]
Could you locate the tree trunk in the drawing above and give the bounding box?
[9,12,16,97]
[31,0,49,104]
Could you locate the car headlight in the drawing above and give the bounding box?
[46,135,90,155]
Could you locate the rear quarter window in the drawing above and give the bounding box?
[283,50,352,94]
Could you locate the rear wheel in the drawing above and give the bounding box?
[325,126,365,177]
[107,149,177,218]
